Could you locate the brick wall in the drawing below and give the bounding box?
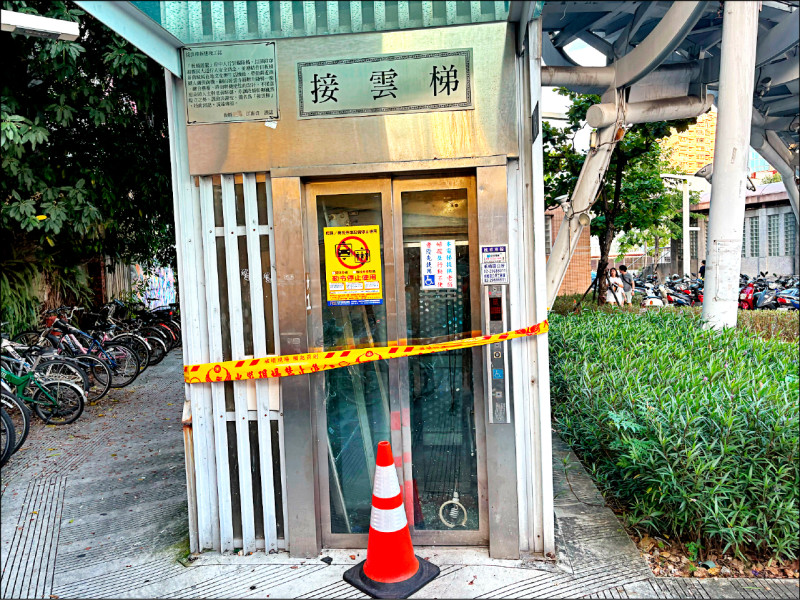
[546,207,592,296]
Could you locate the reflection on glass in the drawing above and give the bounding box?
[401,188,479,531]
[317,193,390,534]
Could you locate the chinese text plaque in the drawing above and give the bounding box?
[183,42,278,124]
[297,49,473,119]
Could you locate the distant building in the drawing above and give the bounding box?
[747,148,780,183]
[545,206,592,295]
[691,182,798,277]
[662,110,778,182]
[662,110,717,174]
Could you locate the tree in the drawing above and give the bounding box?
[1,0,174,330]
[759,172,782,184]
[543,88,696,300]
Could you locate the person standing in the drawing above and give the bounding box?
[619,264,635,305]
[606,268,625,306]
[699,260,706,279]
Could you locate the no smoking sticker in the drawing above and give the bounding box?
[324,226,383,306]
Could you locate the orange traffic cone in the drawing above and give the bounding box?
[343,441,439,598]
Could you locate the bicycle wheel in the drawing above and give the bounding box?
[1,390,31,454]
[1,406,17,466]
[12,330,43,347]
[142,335,167,366]
[113,335,150,372]
[70,355,112,401]
[101,343,140,388]
[141,326,170,350]
[164,319,182,346]
[155,323,178,350]
[32,381,85,425]
[35,359,90,395]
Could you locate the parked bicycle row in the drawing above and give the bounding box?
[1,299,181,466]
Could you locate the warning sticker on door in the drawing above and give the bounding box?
[421,240,456,289]
[324,226,383,306]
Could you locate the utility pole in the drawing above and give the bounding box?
[702,1,760,330]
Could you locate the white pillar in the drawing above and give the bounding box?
[682,180,690,278]
[702,1,759,330]
[527,19,555,558]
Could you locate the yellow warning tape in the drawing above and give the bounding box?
[184,320,548,384]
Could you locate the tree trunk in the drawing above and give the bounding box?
[596,225,617,303]
[653,235,661,281]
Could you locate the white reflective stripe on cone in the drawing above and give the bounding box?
[370,505,408,533]
[373,465,401,499]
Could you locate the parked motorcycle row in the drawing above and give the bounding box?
[737,272,800,310]
[632,272,799,310]
[1,300,181,467]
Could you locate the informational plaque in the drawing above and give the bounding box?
[297,49,473,119]
[183,42,279,124]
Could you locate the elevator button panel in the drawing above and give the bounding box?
[484,285,510,424]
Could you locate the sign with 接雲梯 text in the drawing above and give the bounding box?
[297,49,473,119]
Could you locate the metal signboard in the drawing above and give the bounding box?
[323,226,383,306]
[296,49,473,119]
[183,42,279,124]
[421,240,456,290]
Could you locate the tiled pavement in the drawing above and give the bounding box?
[1,351,796,599]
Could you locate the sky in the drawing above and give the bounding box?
[542,39,606,152]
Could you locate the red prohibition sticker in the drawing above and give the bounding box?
[335,236,371,269]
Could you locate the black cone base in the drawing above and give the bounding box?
[343,555,440,599]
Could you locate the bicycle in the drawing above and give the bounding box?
[3,330,111,402]
[1,383,31,456]
[46,309,140,388]
[82,308,153,372]
[1,406,15,467]
[1,365,86,425]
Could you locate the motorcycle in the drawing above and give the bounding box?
[776,287,799,310]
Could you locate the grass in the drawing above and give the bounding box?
[548,310,799,562]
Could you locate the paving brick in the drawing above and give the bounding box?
[1,351,795,599]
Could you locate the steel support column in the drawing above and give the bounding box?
[702,1,760,330]
[545,123,619,307]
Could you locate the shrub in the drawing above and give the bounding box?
[549,310,799,561]
[551,294,800,343]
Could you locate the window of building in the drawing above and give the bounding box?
[749,217,760,257]
[544,215,552,256]
[768,214,780,256]
[741,226,746,257]
[690,230,698,259]
[786,213,798,256]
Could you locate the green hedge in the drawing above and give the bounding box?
[549,311,799,561]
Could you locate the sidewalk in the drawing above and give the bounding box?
[2,352,796,599]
